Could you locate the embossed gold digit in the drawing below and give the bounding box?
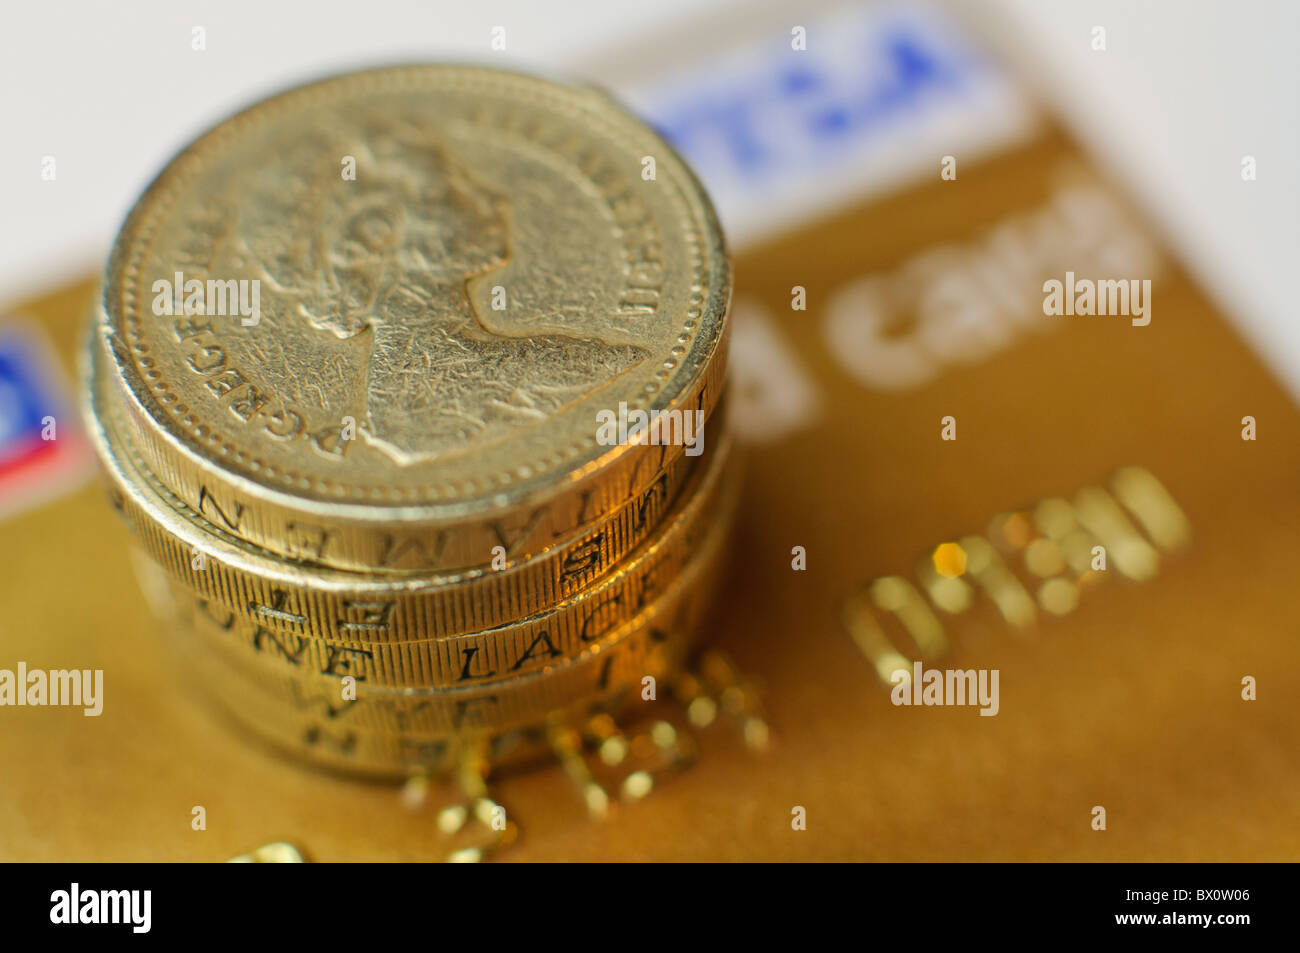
[97,65,730,573]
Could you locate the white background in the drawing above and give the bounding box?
[2,0,1296,391]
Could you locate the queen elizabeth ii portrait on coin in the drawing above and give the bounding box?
[241,113,648,465]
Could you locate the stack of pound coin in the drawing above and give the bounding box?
[81,65,735,779]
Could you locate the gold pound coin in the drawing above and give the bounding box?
[174,575,723,778]
[97,65,730,573]
[152,489,734,752]
[89,336,725,641]
[155,430,735,688]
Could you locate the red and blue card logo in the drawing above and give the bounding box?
[0,322,93,518]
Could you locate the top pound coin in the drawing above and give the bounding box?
[97,65,730,573]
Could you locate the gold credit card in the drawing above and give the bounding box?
[2,0,1297,860]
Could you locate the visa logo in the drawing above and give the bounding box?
[0,322,93,517]
[650,26,971,179]
[0,331,59,472]
[620,2,1036,248]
